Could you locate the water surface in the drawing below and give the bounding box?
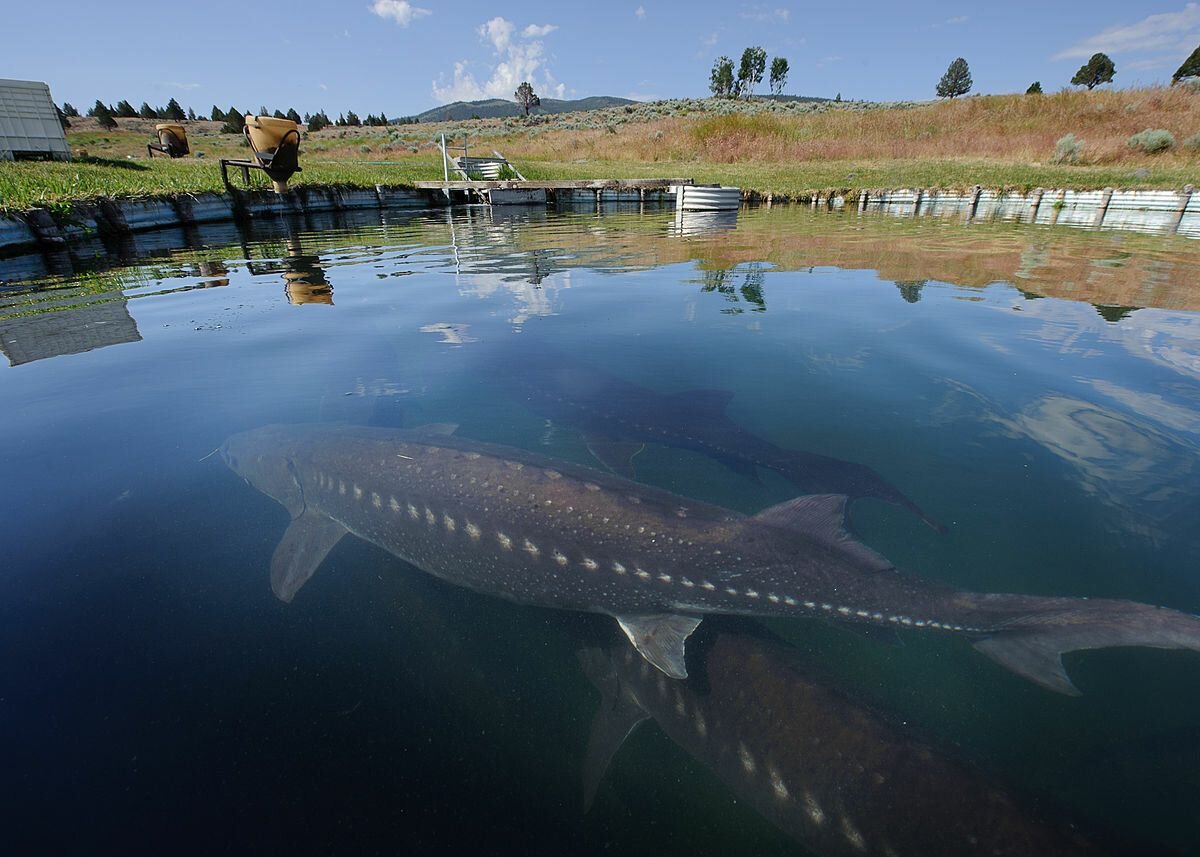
[2,206,1199,855]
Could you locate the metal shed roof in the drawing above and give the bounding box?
[0,78,71,161]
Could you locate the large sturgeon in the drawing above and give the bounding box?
[579,626,1132,856]
[221,423,1200,694]
[495,355,944,531]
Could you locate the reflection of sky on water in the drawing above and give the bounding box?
[1015,299,1200,383]
[932,377,1196,543]
[455,270,571,328]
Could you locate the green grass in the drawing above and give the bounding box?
[0,158,442,213]
[1,153,1193,214]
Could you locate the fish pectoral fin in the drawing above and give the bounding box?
[583,433,645,480]
[973,635,1081,696]
[269,511,348,603]
[577,648,650,812]
[613,613,703,680]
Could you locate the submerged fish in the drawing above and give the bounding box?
[497,355,944,531]
[579,626,1127,856]
[221,423,1200,694]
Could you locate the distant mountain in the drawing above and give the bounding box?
[414,96,637,123]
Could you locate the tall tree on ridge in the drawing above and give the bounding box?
[1071,53,1115,90]
[515,81,541,116]
[770,56,789,96]
[936,57,972,98]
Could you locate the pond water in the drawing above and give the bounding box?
[2,206,1199,855]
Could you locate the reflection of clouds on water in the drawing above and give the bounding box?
[1017,300,1200,382]
[1087,380,1200,438]
[999,396,1193,541]
[457,271,570,328]
[419,323,479,345]
[927,379,1194,543]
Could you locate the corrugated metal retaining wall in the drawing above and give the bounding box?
[858,185,1198,238]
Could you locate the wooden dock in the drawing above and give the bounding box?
[413,178,693,191]
[413,177,694,206]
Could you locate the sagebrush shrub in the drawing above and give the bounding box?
[1051,133,1083,164]
[1127,128,1175,153]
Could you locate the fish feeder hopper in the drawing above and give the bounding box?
[219,114,302,194]
[147,123,189,158]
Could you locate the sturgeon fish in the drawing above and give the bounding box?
[579,626,1130,856]
[221,423,1200,694]
[496,355,944,531]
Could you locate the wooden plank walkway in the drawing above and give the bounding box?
[412,178,693,191]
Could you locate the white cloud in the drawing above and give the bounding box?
[319,83,329,91]
[162,81,200,90]
[702,32,718,46]
[433,18,566,103]
[945,15,968,25]
[369,0,431,27]
[635,5,646,19]
[1053,3,1200,60]
[481,17,515,51]
[740,5,789,22]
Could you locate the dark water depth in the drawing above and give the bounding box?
[2,206,1199,855]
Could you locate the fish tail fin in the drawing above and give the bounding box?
[974,599,1200,695]
[577,648,650,812]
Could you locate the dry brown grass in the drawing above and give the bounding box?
[498,87,1200,167]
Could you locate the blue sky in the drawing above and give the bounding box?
[5,1,1199,117]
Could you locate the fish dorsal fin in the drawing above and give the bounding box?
[614,613,703,679]
[670,388,735,416]
[269,510,348,602]
[752,494,894,572]
[577,648,651,812]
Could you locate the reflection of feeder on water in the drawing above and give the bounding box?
[671,208,740,237]
[197,260,229,289]
[282,237,332,305]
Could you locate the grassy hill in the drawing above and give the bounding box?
[416,95,636,122]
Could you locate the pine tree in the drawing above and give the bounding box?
[345,110,361,126]
[165,98,186,121]
[115,99,137,118]
[94,101,118,130]
[273,109,286,119]
[1173,44,1200,83]
[187,107,196,121]
[1071,53,1115,90]
[221,108,244,134]
[286,108,302,124]
[709,56,735,98]
[211,105,223,121]
[1026,81,1043,94]
[61,102,79,117]
[936,57,972,98]
[515,81,540,116]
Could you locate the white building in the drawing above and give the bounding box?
[0,79,71,161]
